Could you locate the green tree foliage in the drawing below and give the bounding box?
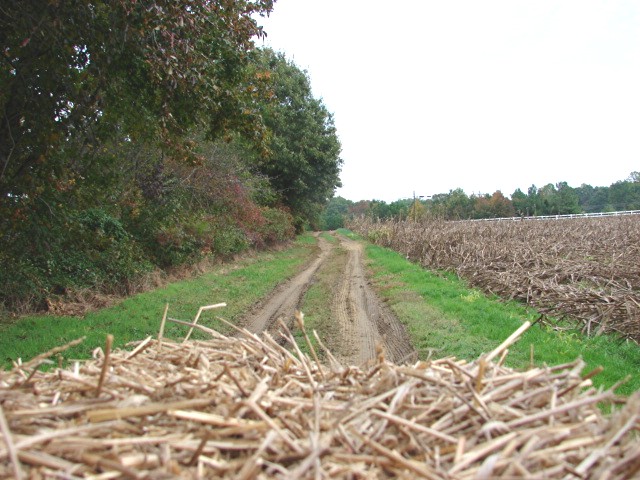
[1,0,273,203]
[525,185,544,216]
[523,182,581,216]
[554,182,581,214]
[120,139,294,267]
[576,184,613,213]
[387,199,413,219]
[320,196,353,230]
[511,188,528,216]
[608,177,640,211]
[429,189,474,219]
[575,173,640,213]
[368,200,393,220]
[251,49,343,231]
[0,1,309,312]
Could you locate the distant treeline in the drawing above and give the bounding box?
[321,174,640,229]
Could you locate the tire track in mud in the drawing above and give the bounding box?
[240,234,332,335]
[332,236,378,365]
[333,235,416,365]
[239,233,416,366]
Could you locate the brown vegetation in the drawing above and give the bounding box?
[1,317,639,478]
[349,215,640,342]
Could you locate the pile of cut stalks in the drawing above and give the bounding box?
[1,305,639,479]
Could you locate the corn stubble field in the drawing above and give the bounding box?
[349,215,640,343]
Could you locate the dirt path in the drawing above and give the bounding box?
[332,235,416,365]
[240,233,415,366]
[240,234,332,334]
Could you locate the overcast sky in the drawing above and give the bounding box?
[257,0,640,202]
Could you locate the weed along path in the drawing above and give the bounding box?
[239,232,416,366]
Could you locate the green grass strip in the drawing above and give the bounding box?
[350,231,640,396]
[0,234,318,369]
[294,239,347,359]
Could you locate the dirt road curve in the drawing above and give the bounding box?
[240,233,416,366]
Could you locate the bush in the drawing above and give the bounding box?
[255,207,296,246]
[211,222,250,256]
[1,174,296,313]
[0,253,48,311]
[0,207,153,311]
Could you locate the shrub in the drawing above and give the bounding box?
[0,208,152,311]
[255,207,296,246]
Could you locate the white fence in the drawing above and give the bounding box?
[468,210,640,222]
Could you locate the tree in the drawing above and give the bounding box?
[348,200,372,218]
[445,188,474,219]
[524,185,544,216]
[609,179,640,210]
[1,0,274,204]
[537,183,558,215]
[0,1,287,310]
[320,196,352,230]
[388,199,412,219]
[251,49,343,231]
[575,184,605,213]
[368,200,393,220]
[554,182,581,214]
[511,188,528,216]
[472,191,514,218]
[427,189,473,220]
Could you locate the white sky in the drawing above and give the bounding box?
[257,0,640,202]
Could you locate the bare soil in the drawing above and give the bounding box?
[239,233,416,366]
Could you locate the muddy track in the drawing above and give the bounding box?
[332,235,416,365]
[239,234,332,335]
[239,233,416,366]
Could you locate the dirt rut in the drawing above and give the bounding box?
[240,233,415,366]
[240,235,332,334]
[332,235,416,365]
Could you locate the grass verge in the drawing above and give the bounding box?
[336,229,640,396]
[294,240,346,359]
[0,234,318,369]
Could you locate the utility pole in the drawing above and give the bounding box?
[412,191,424,222]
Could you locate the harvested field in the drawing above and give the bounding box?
[349,216,640,343]
[1,316,639,479]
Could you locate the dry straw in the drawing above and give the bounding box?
[1,304,639,478]
[350,215,640,343]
